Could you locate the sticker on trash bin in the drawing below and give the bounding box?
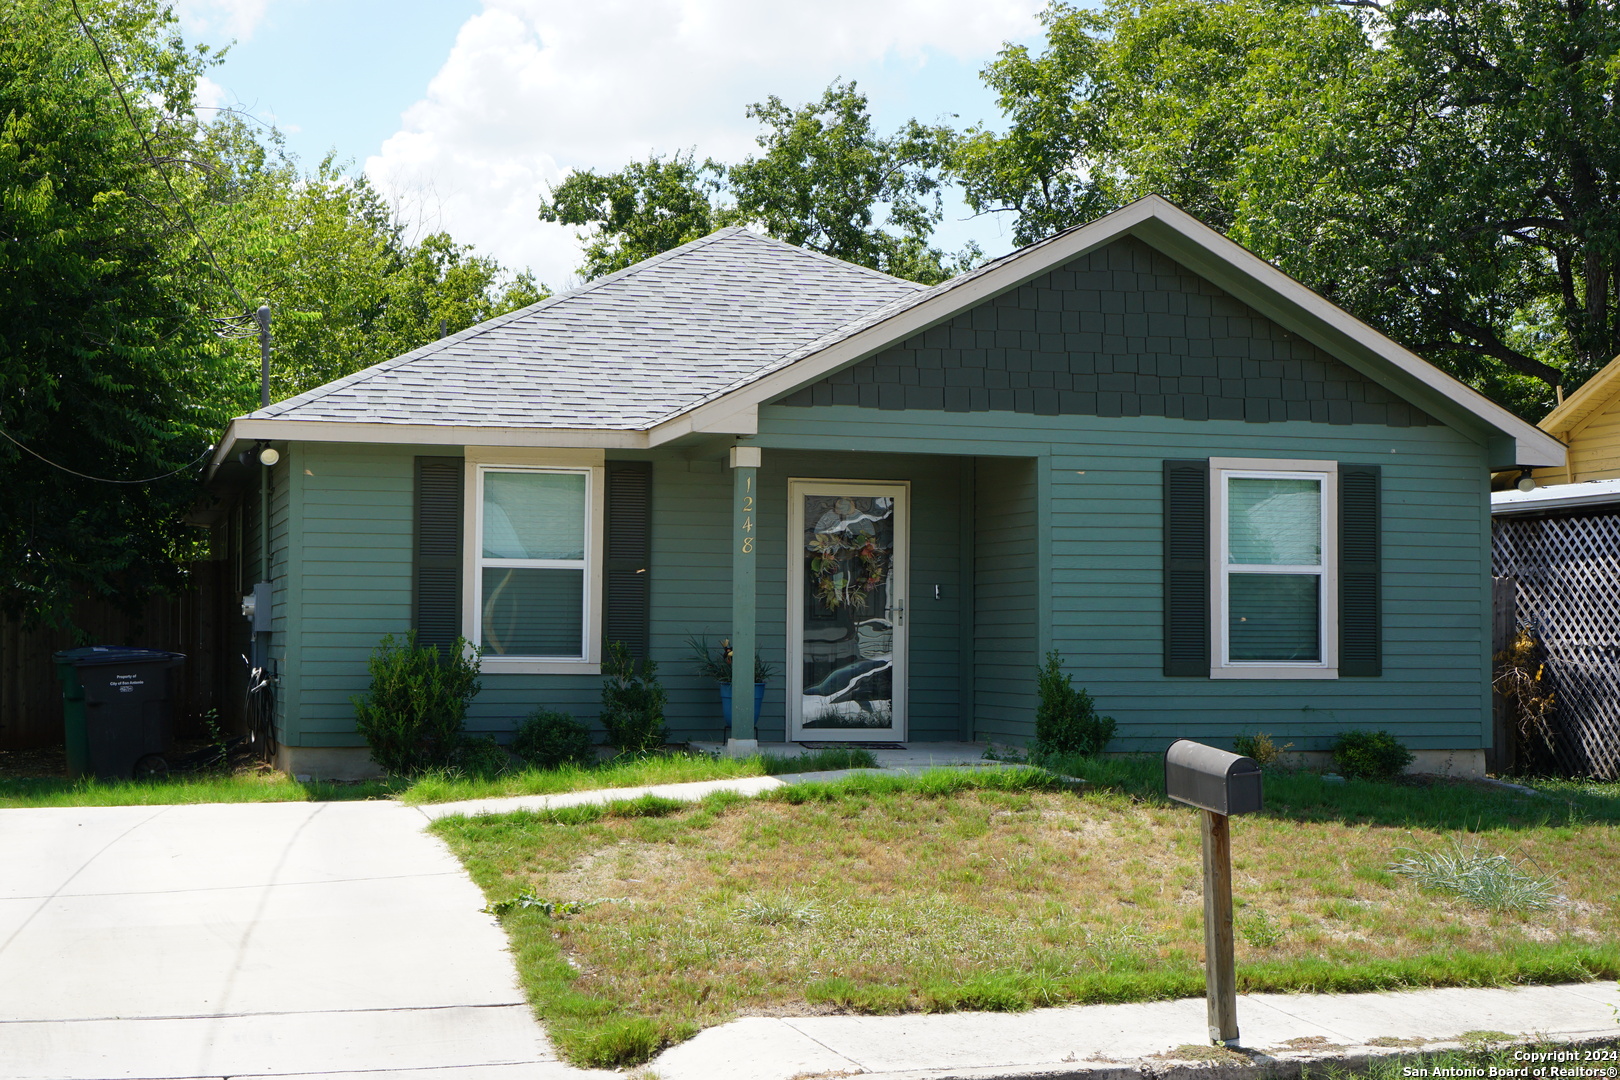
[113,674,145,692]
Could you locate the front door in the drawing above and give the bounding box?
[787,480,908,742]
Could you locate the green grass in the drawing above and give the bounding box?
[0,746,878,808]
[0,772,399,807]
[434,764,1620,1068]
[398,746,877,804]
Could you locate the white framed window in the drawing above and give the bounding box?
[465,450,604,674]
[1210,457,1338,679]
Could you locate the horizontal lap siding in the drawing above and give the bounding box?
[974,457,1038,742]
[758,407,1491,752]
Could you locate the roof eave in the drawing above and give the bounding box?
[207,417,651,479]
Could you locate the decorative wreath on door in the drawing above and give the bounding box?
[807,530,888,611]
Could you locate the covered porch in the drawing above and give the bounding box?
[662,443,1043,749]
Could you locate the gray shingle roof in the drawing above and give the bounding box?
[252,227,928,430]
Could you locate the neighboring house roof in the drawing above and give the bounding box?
[1538,352,1620,442]
[211,195,1564,471]
[1524,351,1620,485]
[1492,477,1620,517]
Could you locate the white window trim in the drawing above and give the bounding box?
[1209,457,1338,680]
[463,448,605,674]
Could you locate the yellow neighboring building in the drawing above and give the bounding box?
[1534,354,1620,484]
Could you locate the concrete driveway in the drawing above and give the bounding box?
[0,800,601,1080]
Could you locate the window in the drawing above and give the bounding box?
[1210,458,1337,678]
[474,466,595,663]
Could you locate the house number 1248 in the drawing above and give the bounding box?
[740,479,754,554]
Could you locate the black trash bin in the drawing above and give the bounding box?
[53,647,185,780]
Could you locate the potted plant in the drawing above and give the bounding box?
[686,634,776,736]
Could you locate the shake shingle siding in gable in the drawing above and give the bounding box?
[251,229,925,431]
[777,237,1436,427]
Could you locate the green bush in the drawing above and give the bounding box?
[1033,650,1116,756]
[351,632,482,776]
[512,709,596,769]
[1332,729,1415,781]
[454,734,514,778]
[600,642,668,754]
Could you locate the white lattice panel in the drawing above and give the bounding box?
[1493,512,1620,779]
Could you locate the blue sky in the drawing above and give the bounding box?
[180,0,1050,287]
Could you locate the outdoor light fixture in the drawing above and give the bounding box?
[259,446,281,466]
[1516,469,1537,493]
[238,442,280,467]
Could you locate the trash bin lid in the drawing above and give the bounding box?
[52,646,186,666]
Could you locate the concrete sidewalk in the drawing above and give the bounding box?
[645,981,1620,1079]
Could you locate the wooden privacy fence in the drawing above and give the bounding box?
[0,562,236,751]
[1492,511,1620,780]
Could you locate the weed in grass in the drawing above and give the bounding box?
[1391,838,1562,911]
[735,892,820,926]
[1239,909,1286,948]
[485,892,591,919]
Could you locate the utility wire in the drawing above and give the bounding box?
[0,427,215,485]
[68,0,255,315]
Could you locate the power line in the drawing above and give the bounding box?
[0,427,215,485]
[68,0,254,315]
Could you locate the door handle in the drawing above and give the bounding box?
[894,598,904,626]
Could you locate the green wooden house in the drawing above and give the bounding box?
[199,196,1562,778]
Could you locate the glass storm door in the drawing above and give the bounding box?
[787,481,908,742]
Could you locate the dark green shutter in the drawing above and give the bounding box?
[1163,459,1210,676]
[1339,464,1381,676]
[413,456,464,651]
[604,461,653,660]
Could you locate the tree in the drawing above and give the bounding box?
[956,0,1620,416]
[539,151,726,280]
[196,119,546,402]
[729,80,970,284]
[0,0,232,625]
[539,82,976,285]
[0,2,544,627]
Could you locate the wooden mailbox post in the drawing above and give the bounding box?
[1164,739,1264,1045]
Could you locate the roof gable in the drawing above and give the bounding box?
[777,235,1437,428]
[1540,352,1620,441]
[649,197,1561,468]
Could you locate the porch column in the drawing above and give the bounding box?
[728,445,761,751]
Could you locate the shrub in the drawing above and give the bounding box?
[352,632,481,776]
[1234,731,1293,769]
[454,735,514,778]
[599,641,668,754]
[512,709,596,769]
[1332,729,1415,781]
[1033,650,1116,756]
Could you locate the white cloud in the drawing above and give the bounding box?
[174,0,273,42]
[364,0,1044,287]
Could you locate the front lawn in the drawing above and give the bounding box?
[0,745,875,808]
[433,761,1620,1068]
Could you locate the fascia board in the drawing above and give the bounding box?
[646,199,1164,443]
[208,419,648,479]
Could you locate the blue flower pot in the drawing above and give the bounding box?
[719,682,767,738]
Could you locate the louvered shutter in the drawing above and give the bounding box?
[1338,464,1381,676]
[1163,459,1210,676]
[413,457,464,651]
[603,461,653,660]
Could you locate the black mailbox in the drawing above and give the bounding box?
[1164,739,1263,816]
